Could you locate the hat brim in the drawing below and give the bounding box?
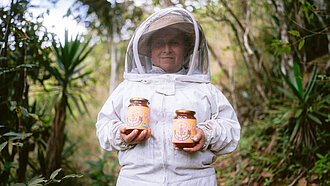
[138,22,195,57]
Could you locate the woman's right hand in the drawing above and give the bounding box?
[120,127,151,144]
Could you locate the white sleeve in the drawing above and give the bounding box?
[96,82,136,152]
[197,84,241,155]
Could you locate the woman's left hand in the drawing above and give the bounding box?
[175,128,205,152]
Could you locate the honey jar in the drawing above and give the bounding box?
[172,110,196,148]
[126,98,150,134]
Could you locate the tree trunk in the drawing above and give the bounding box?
[15,44,29,182]
[16,141,29,182]
[45,94,67,177]
[109,37,118,94]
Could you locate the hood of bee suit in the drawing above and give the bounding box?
[124,7,210,89]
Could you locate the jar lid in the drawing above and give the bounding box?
[175,110,195,115]
[130,97,149,104]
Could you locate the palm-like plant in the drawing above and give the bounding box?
[44,30,94,177]
[277,62,322,151]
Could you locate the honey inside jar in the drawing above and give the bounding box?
[126,98,150,135]
[172,110,196,148]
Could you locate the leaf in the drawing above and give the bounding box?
[4,132,32,140]
[27,176,46,186]
[28,113,41,123]
[0,142,8,152]
[271,40,286,47]
[298,39,305,50]
[295,109,303,118]
[261,171,274,178]
[274,47,286,56]
[307,113,322,124]
[298,177,307,186]
[50,168,62,179]
[3,132,22,137]
[293,63,303,97]
[271,15,280,26]
[62,174,83,180]
[279,66,303,100]
[290,117,301,142]
[66,93,82,114]
[70,70,93,81]
[304,64,318,101]
[288,30,300,37]
[277,86,296,100]
[284,46,291,55]
[66,101,77,120]
[0,64,37,75]
[19,106,29,117]
[79,94,89,114]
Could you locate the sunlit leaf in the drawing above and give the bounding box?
[288,30,300,37]
[3,132,23,137]
[298,39,305,50]
[27,176,46,186]
[0,142,8,152]
[62,174,83,179]
[19,106,29,116]
[50,168,62,179]
[3,132,32,140]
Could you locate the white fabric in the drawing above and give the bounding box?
[96,7,240,186]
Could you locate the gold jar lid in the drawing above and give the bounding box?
[175,110,195,115]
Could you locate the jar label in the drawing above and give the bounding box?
[172,119,196,143]
[126,106,150,130]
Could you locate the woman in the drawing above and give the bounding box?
[96,7,240,185]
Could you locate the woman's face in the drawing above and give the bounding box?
[151,29,187,73]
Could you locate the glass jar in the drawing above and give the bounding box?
[126,98,150,134]
[172,110,196,148]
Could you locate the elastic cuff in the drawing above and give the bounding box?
[196,122,213,151]
[113,123,136,151]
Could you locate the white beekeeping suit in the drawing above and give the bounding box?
[96,7,240,186]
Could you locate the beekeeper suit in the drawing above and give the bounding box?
[96,7,240,186]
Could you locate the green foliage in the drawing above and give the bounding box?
[0,0,54,183]
[277,62,326,150]
[43,29,94,176]
[10,168,83,186]
[44,30,94,116]
[85,152,118,186]
[311,152,330,180]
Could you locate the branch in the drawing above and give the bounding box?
[288,168,309,186]
[220,0,245,32]
[207,43,230,79]
[243,9,253,55]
